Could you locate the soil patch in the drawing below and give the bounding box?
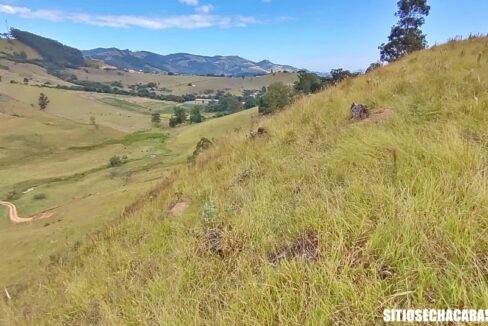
[169,201,190,216]
[356,109,395,124]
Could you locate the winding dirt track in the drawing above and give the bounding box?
[0,201,54,224]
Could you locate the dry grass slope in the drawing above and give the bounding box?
[3,37,488,325]
[0,39,41,60]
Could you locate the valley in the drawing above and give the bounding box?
[1,0,487,322]
[0,35,265,286]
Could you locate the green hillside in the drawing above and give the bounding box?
[2,36,488,325]
[0,74,258,288]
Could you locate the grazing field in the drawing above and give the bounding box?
[0,39,41,60]
[0,59,72,86]
[169,108,258,159]
[2,37,488,325]
[0,82,150,132]
[0,75,257,286]
[68,67,298,95]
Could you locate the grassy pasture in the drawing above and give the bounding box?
[2,37,488,325]
[0,76,257,287]
[0,59,72,86]
[68,67,298,95]
[0,82,150,132]
[168,107,258,160]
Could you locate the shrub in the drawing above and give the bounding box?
[294,71,322,94]
[190,106,203,123]
[169,116,178,128]
[201,199,218,227]
[109,155,124,167]
[187,137,213,163]
[33,193,47,200]
[366,62,382,73]
[151,112,161,125]
[259,82,293,115]
[38,93,50,110]
[169,107,187,127]
[6,190,20,201]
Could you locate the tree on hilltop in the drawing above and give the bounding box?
[379,0,431,62]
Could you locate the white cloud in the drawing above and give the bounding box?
[0,4,258,29]
[196,4,214,14]
[179,0,199,6]
[0,4,30,15]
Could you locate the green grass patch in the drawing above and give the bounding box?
[121,131,169,145]
[68,131,169,151]
[98,97,152,114]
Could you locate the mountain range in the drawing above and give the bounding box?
[82,48,299,76]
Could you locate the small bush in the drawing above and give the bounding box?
[109,155,124,167]
[33,193,47,200]
[259,82,293,115]
[187,137,213,164]
[6,190,20,201]
[201,199,218,227]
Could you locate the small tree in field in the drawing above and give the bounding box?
[169,107,189,127]
[151,112,161,126]
[174,107,187,124]
[90,116,98,129]
[379,0,431,62]
[190,106,203,123]
[38,93,50,111]
[169,116,178,128]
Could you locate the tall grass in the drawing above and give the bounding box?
[3,37,488,325]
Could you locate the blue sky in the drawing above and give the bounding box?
[0,0,487,71]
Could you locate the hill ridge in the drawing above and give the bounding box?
[82,47,299,76]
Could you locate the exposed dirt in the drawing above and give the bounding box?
[248,127,268,140]
[268,229,319,264]
[168,201,190,216]
[356,109,395,124]
[0,200,54,224]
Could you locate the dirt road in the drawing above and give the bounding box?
[0,201,53,224]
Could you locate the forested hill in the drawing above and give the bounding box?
[10,29,85,68]
[82,48,299,76]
